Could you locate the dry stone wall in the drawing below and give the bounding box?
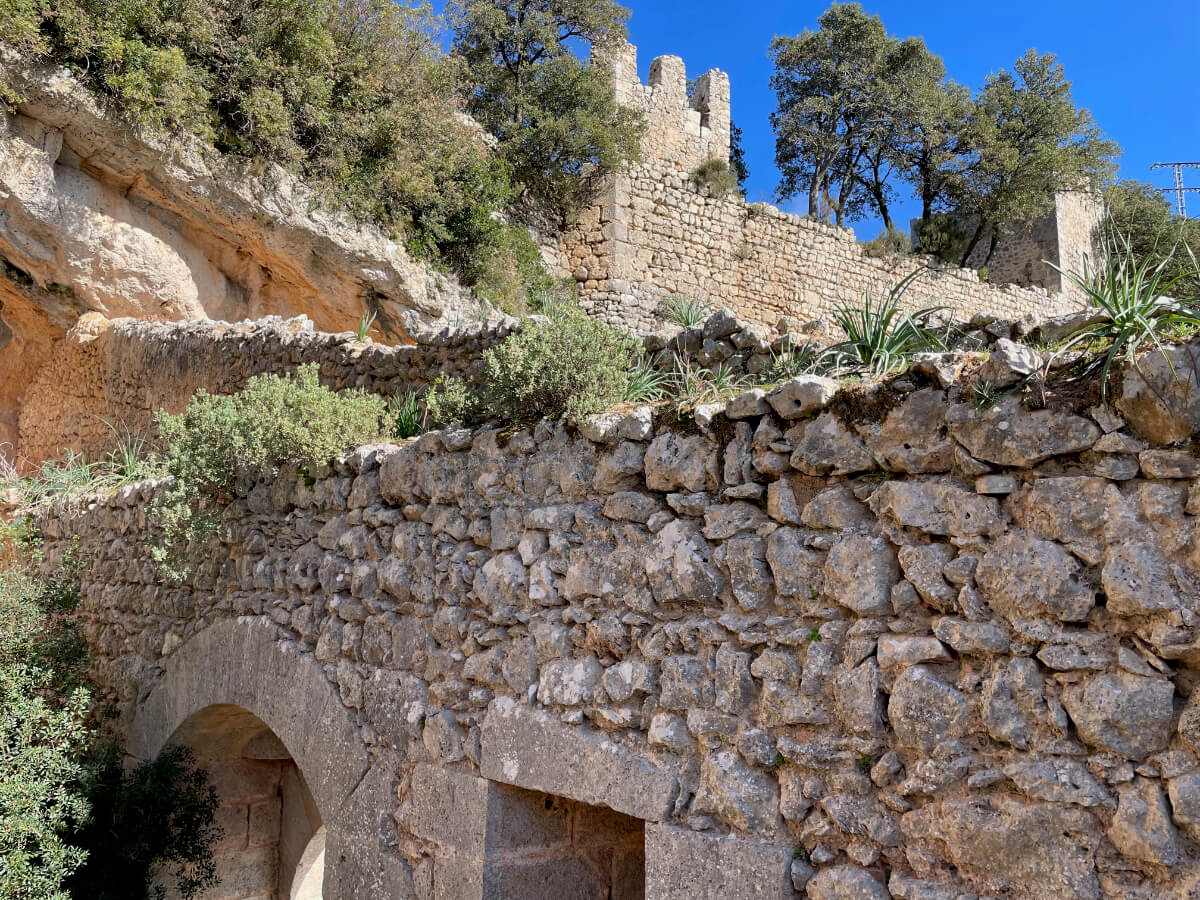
[18,313,519,464]
[36,341,1200,900]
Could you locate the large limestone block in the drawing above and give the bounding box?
[644,824,795,900]
[948,398,1100,467]
[900,796,1101,900]
[1061,672,1175,761]
[869,479,1003,538]
[480,696,678,822]
[975,530,1095,622]
[1115,340,1200,444]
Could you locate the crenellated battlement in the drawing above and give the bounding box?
[601,41,730,172]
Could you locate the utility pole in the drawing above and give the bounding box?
[1151,162,1200,216]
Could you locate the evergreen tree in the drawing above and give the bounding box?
[450,0,645,222]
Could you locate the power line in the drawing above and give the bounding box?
[1151,162,1200,216]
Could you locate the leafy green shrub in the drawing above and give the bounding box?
[425,374,486,428]
[468,225,559,316]
[690,158,740,198]
[861,229,912,258]
[427,306,640,426]
[0,563,91,899]
[151,365,387,578]
[657,295,712,327]
[913,214,971,265]
[68,744,220,900]
[481,304,641,424]
[1,0,514,278]
[1049,232,1200,397]
[827,273,947,376]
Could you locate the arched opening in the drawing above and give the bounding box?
[165,703,324,899]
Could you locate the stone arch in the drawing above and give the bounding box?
[131,617,411,899]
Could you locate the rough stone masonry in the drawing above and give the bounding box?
[35,334,1200,900]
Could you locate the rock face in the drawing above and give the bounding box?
[0,52,480,450]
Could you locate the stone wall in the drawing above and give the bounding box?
[958,191,1105,302]
[558,42,1083,334]
[17,313,520,465]
[35,340,1200,899]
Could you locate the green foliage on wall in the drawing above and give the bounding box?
[151,364,388,578]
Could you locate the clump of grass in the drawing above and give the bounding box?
[689,158,739,198]
[826,271,947,376]
[970,380,1003,411]
[657,295,712,328]
[759,343,826,383]
[388,392,426,439]
[670,356,747,405]
[624,358,672,403]
[1049,232,1200,397]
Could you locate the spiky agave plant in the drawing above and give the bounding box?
[657,295,712,328]
[623,358,672,403]
[826,271,947,376]
[1047,232,1200,398]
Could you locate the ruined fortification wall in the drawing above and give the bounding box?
[36,342,1200,899]
[18,313,519,464]
[958,191,1104,301]
[560,43,1081,333]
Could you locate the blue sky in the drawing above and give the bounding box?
[617,0,1200,238]
[435,1,1200,238]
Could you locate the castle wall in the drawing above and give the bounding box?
[36,353,1200,899]
[559,43,1085,333]
[958,191,1105,302]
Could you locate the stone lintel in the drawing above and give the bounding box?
[480,696,678,822]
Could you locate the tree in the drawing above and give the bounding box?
[951,51,1118,266]
[0,566,90,900]
[729,121,749,192]
[769,3,946,230]
[450,0,644,222]
[1104,179,1200,292]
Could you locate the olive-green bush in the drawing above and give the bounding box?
[427,304,641,427]
[0,560,91,899]
[151,365,387,578]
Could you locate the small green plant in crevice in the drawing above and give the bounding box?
[970,379,1003,411]
[689,157,739,198]
[355,311,378,342]
[826,271,948,377]
[806,625,822,642]
[657,294,712,328]
[857,753,873,773]
[772,751,785,769]
[669,356,747,406]
[1049,231,1200,398]
[759,343,825,384]
[151,365,388,579]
